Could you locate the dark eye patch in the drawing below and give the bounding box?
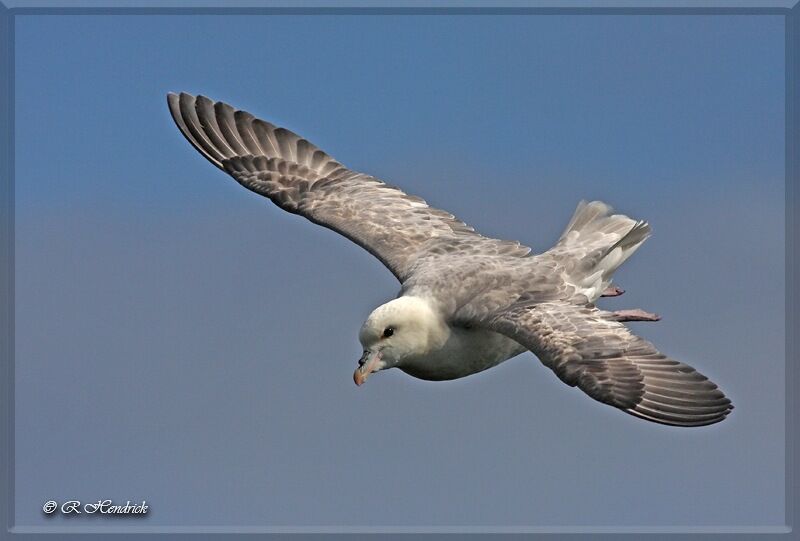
[382,327,394,338]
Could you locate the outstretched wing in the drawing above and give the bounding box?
[167,93,530,282]
[482,302,733,426]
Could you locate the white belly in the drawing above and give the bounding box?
[399,326,527,381]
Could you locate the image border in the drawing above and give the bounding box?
[1,1,796,538]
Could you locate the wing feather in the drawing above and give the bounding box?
[167,92,530,281]
[483,302,733,427]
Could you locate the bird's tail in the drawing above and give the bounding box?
[548,200,651,300]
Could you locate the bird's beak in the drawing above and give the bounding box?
[353,350,383,386]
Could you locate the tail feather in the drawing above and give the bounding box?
[550,200,652,300]
[594,219,651,280]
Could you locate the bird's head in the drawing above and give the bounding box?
[353,296,447,385]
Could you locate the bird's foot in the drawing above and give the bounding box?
[601,285,625,297]
[610,309,661,322]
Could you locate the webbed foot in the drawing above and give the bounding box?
[610,308,661,322]
[601,285,625,297]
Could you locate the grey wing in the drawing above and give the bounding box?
[482,302,733,427]
[168,92,530,282]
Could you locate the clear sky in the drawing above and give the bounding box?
[13,13,785,529]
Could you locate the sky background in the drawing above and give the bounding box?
[13,13,785,529]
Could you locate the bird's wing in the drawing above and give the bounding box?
[168,93,530,282]
[479,301,733,426]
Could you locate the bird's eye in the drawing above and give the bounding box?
[382,327,395,338]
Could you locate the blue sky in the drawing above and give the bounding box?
[13,13,785,529]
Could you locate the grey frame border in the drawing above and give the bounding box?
[0,1,796,538]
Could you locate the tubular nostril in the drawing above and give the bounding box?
[358,352,368,366]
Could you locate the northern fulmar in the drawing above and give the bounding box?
[167,92,733,427]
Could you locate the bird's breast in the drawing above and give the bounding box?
[399,326,526,381]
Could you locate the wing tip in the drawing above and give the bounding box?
[166,92,341,176]
[166,91,230,170]
[166,91,201,108]
[626,395,734,427]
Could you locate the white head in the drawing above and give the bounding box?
[353,296,448,385]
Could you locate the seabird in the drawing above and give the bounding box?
[167,92,733,427]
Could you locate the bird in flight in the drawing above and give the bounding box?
[168,92,733,427]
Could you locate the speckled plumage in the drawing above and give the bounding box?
[168,92,732,427]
